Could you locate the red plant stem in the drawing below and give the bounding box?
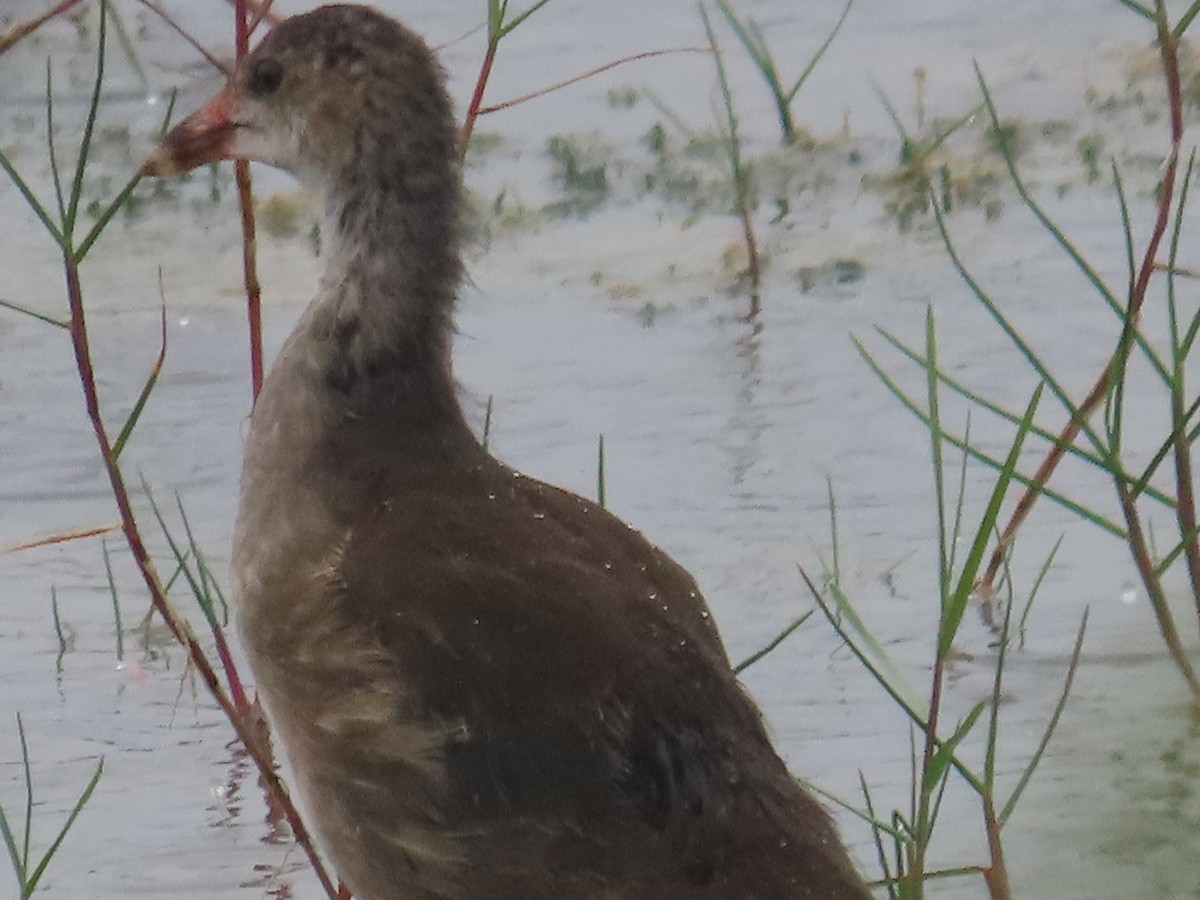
[223,0,282,27]
[0,0,84,55]
[1118,5,1195,696]
[979,15,1183,595]
[1172,384,1200,630]
[233,0,265,400]
[247,0,278,39]
[4,522,120,553]
[737,197,761,316]
[1117,480,1200,699]
[981,797,1011,900]
[136,0,230,76]
[234,0,249,55]
[979,801,1008,897]
[459,34,499,155]
[210,620,250,712]
[909,657,945,891]
[1155,22,1200,634]
[60,249,341,898]
[978,410,1088,592]
[236,161,264,400]
[475,49,703,115]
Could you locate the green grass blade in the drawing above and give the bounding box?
[596,433,607,508]
[1105,331,1130,462]
[783,0,853,104]
[906,728,919,835]
[1187,409,1200,447]
[973,63,1168,382]
[734,611,812,673]
[924,105,982,157]
[859,773,899,899]
[198,552,230,625]
[24,758,103,893]
[18,715,31,876]
[101,541,124,661]
[45,61,67,225]
[487,0,505,36]
[0,147,65,247]
[941,384,1043,657]
[74,169,141,262]
[811,579,991,803]
[75,90,174,261]
[1111,161,1138,329]
[891,808,909,880]
[1115,0,1153,20]
[984,565,1017,791]
[171,494,229,625]
[876,327,1175,509]
[828,576,921,709]
[500,0,555,35]
[923,306,954,615]
[1018,534,1064,638]
[107,1,147,86]
[160,492,225,628]
[873,83,912,149]
[945,417,971,580]
[923,701,986,794]
[714,0,773,74]
[111,300,167,459]
[807,569,928,727]
[874,82,978,205]
[1173,1,1200,36]
[794,773,905,840]
[161,550,193,595]
[931,197,1112,454]
[826,478,841,584]
[50,586,68,673]
[745,19,784,90]
[171,494,220,628]
[1131,391,1200,499]
[1000,608,1087,824]
[65,0,109,240]
[1168,151,1196,358]
[142,482,213,625]
[699,2,746,183]
[1154,522,1200,576]
[712,1,788,139]
[0,766,24,889]
[926,744,955,839]
[0,298,68,329]
[640,88,698,142]
[855,336,1125,537]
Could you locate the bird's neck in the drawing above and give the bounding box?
[301,164,467,434]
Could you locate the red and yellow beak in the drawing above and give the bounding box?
[142,89,238,176]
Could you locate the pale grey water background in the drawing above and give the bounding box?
[2,1,1199,898]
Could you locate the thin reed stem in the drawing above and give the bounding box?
[0,0,85,55]
[979,10,1183,594]
[460,30,499,153]
[234,0,265,400]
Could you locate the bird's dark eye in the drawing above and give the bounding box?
[247,57,284,96]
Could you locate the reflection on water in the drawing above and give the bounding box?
[725,316,765,487]
[2,1,1199,899]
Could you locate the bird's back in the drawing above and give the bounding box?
[236,425,869,900]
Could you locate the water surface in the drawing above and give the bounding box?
[1,2,1198,898]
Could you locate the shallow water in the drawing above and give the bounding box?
[2,1,1199,898]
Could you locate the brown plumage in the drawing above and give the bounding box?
[147,5,872,899]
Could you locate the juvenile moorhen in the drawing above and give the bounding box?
[147,6,872,899]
